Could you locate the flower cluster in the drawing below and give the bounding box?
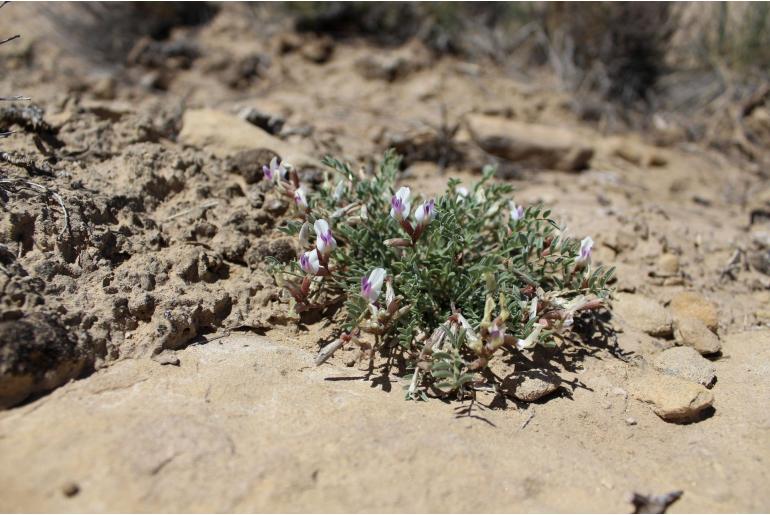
[268,151,613,402]
[262,157,309,214]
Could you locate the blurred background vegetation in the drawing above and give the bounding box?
[36,1,770,165]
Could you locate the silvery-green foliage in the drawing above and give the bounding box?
[270,150,613,400]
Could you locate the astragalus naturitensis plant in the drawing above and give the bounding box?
[267,151,614,401]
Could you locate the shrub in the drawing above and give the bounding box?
[267,152,613,401]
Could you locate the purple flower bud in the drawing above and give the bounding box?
[294,187,308,209]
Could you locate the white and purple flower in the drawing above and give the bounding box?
[455,186,469,201]
[413,199,435,229]
[509,200,525,222]
[299,249,320,275]
[314,219,337,257]
[487,321,506,350]
[577,236,593,265]
[294,187,308,210]
[515,323,544,351]
[361,267,387,304]
[390,187,411,221]
[262,157,288,183]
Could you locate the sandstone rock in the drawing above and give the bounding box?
[670,292,719,332]
[657,253,679,276]
[0,313,88,409]
[630,370,714,422]
[504,369,560,402]
[614,293,673,337]
[178,109,314,167]
[465,115,594,171]
[227,148,279,184]
[152,351,180,366]
[674,317,721,355]
[653,346,716,387]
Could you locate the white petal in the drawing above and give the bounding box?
[414,202,425,224]
[368,268,387,291]
[314,219,329,237]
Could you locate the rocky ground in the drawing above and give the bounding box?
[1,3,769,513]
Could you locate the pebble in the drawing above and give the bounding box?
[625,417,637,426]
[674,317,721,355]
[653,346,717,387]
[614,293,673,337]
[630,370,714,422]
[670,292,719,332]
[152,351,180,367]
[62,481,80,497]
[505,369,560,402]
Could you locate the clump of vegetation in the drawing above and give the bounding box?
[266,152,613,401]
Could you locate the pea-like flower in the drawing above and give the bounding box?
[299,249,320,275]
[262,157,287,183]
[390,187,411,221]
[515,323,544,351]
[577,236,594,265]
[487,321,506,350]
[456,186,469,201]
[314,219,337,256]
[509,200,525,221]
[361,268,387,304]
[294,187,308,210]
[413,199,435,229]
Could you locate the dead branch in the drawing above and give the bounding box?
[164,200,219,222]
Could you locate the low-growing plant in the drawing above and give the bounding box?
[266,151,613,401]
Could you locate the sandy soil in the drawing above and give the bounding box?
[1,3,769,513]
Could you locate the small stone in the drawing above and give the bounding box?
[657,253,679,276]
[264,198,289,217]
[300,36,334,64]
[92,76,116,100]
[630,370,714,422]
[748,249,770,275]
[505,369,560,402]
[674,317,721,355]
[612,387,628,398]
[670,292,719,332]
[62,481,80,497]
[625,417,637,426]
[614,293,673,337]
[653,346,717,387]
[152,351,180,366]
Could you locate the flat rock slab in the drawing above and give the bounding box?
[674,316,721,355]
[465,114,594,171]
[630,369,714,422]
[1,333,770,512]
[653,346,717,387]
[179,108,315,167]
[614,293,673,337]
[670,292,719,332]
